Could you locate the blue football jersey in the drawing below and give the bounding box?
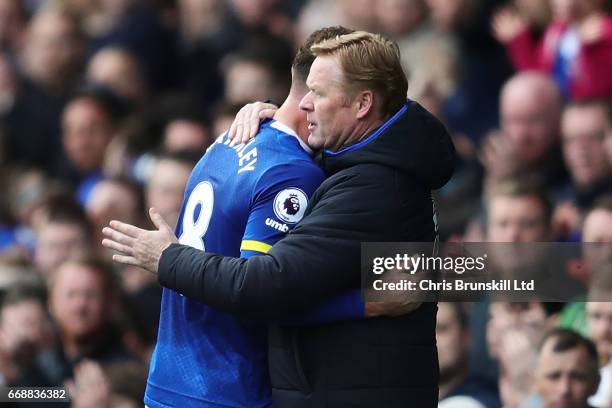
[144,120,325,408]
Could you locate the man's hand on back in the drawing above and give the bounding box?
[364,268,425,318]
[227,101,278,144]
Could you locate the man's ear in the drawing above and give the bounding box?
[355,90,375,119]
[589,371,601,397]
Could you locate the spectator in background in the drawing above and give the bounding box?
[1,167,73,256]
[437,302,500,406]
[163,116,211,154]
[467,181,555,398]
[0,285,54,387]
[106,360,149,407]
[47,255,134,385]
[60,91,121,204]
[512,0,551,36]
[561,100,612,210]
[145,151,197,231]
[85,178,143,254]
[376,0,429,40]
[534,328,600,408]
[485,182,579,297]
[427,0,475,32]
[32,193,92,277]
[123,95,209,184]
[580,198,612,407]
[383,0,459,119]
[178,0,226,45]
[0,49,65,174]
[295,0,378,46]
[74,0,134,36]
[86,46,147,105]
[5,167,49,236]
[0,251,41,291]
[212,101,241,137]
[88,0,177,92]
[0,0,27,55]
[586,301,612,407]
[488,303,550,361]
[20,6,84,95]
[222,44,291,105]
[226,0,292,36]
[551,100,612,240]
[558,196,612,333]
[212,0,297,56]
[496,323,544,408]
[486,180,553,243]
[481,73,567,194]
[486,303,564,408]
[127,94,206,155]
[336,0,380,31]
[176,0,226,108]
[427,0,513,142]
[582,196,612,271]
[68,359,148,408]
[67,359,125,408]
[493,0,612,100]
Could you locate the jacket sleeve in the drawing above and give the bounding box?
[158,174,364,319]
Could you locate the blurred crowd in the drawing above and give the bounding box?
[0,0,610,407]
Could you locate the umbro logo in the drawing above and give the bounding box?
[266,218,289,233]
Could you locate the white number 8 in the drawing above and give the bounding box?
[179,181,214,251]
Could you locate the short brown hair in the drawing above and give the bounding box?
[566,98,610,114]
[539,328,599,372]
[1,285,46,312]
[310,31,408,117]
[34,191,93,236]
[292,26,354,84]
[589,195,612,214]
[486,178,552,224]
[565,98,611,134]
[49,253,119,297]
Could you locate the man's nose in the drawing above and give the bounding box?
[556,376,573,397]
[299,91,313,112]
[503,225,521,243]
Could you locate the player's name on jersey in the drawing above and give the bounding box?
[216,135,258,174]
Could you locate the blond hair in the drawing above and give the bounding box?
[311,31,408,117]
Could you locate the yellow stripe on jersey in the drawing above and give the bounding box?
[240,240,272,254]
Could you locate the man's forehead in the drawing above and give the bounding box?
[587,301,612,314]
[306,55,342,87]
[539,341,590,368]
[55,264,99,285]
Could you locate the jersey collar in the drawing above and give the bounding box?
[270,120,313,156]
